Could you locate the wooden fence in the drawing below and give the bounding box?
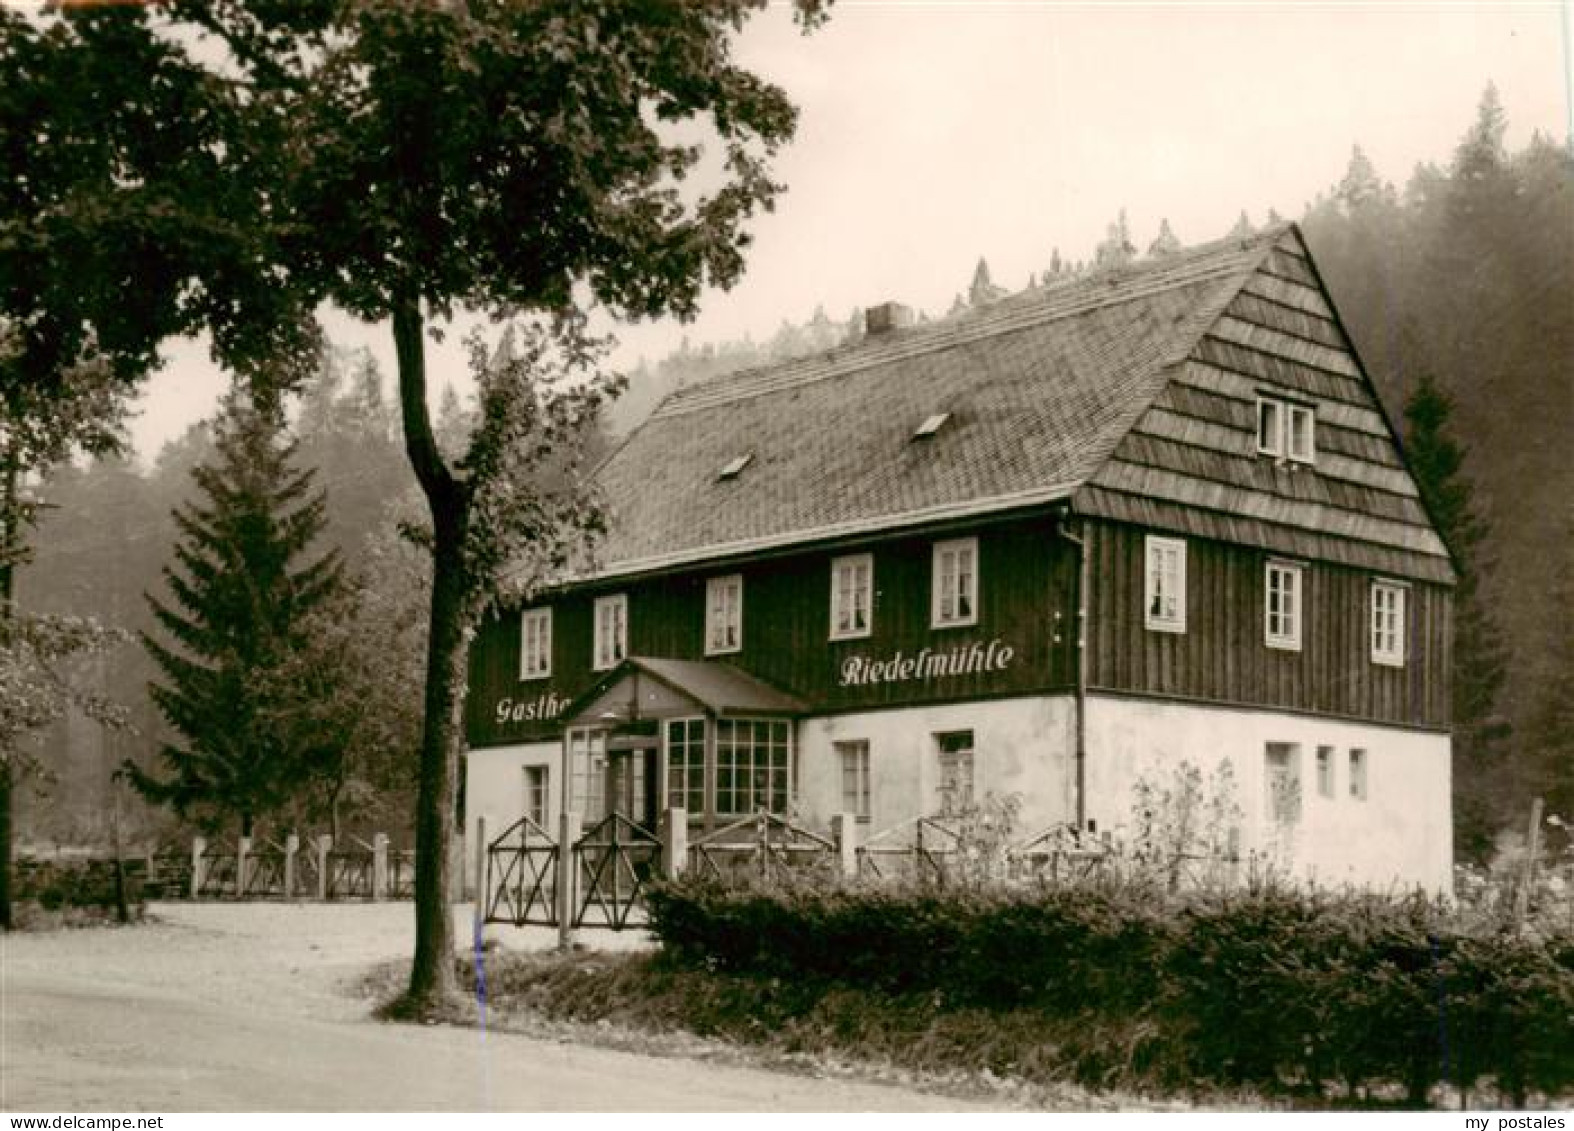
[146,833,425,901]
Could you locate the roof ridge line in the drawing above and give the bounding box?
[654,248,1265,420]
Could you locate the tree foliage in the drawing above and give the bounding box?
[1403,375,1511,861]
[1304,87,1572,857]
[128,392,348,837]
[23,0,826,1008]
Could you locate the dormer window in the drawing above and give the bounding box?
[1257,395,1315,463]
[717,453,753,481]
[913,413,951,440]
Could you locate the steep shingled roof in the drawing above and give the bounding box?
[586,223,1451,584]
[592,231,1274,576]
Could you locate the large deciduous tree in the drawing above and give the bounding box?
[253,0,825,1012]
[12,1,825,1002]
[129,391,348,838]
[1,3,319,925]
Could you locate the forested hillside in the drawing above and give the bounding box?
[17,88,1569,861]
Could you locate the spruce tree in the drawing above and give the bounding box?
[1403,373,1511,861]
[128,392,347,837]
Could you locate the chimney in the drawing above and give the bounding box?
[865,301,915,336]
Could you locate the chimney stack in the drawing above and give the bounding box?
[865,301,915,336]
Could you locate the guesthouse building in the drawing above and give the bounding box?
[463,224,1455,892]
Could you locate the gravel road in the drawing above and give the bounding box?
[1,902,1007,1112]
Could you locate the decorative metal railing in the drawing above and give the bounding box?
[241,839,289,897]
[326,840,376,899]
[687,810,837,884]
[855,815,961,883]
[197,848,238,897]
[573,812,661,930]
[484,815,559,927]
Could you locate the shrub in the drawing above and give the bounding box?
[645,875,1574,1105]
[13,856,145,914]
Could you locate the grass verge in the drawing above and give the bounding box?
[451,946,1257,1111]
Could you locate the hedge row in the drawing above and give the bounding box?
[646,880,1574,1104]
[14,856,145,912]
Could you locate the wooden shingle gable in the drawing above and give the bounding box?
[1079,227,1454,584]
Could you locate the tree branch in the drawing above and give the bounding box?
[392,300,454,505]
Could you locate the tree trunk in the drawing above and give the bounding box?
[1,459,16,932]
[0,762,12,931]
[391,298,469,1015]
[405,528,467,1011]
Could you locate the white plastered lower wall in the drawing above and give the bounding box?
[795,695,1077,838]
[1083,694,1453,894]
[464,740,560,855]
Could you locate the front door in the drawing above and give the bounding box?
[605,745,659,830]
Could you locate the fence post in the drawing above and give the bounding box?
[472,815,488,930]
[315,835,331,901]
[284,834,299,900]
[190,835,206,900]
[556,808,580,951]
[832,812,858,878]
[662,807,688,880]
[236,836,251,899]
[372,832,389,900]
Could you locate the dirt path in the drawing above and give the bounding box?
[1,903,1006,1112]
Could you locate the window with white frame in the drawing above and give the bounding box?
[1144,535,1187,632]
[714,719,791,816]
[836,740,871,820]
[935,730,975,816]
[1265,561,1303,650]
[1316,746,1335,799]
[830,554,874,640]
[931,538,978,628]
[593,593,628,671]
[1257,397,1283,456]
[523,765,550,828]
[567,727,607,820]
[519,608,552,680]
[1264,742,1302,824]
[1257,395,1316,463]
[705,575,743,655]
[1371,581,1407,667]
[1349,748,1368,801]
[664,718,705,815]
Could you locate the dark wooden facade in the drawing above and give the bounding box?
[466,226,1455,753]
[1084,520,1450,728]
[468,516,1082,747]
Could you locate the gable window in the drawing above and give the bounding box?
[593,594,628,671]
[1287,404,1315,462]
[1144,535,1187,632]
[664,718,705,814]
[837,740,871,820]
[935,731,975,816]
[519,608,552,680]
[523,765,549,828]
[705,575,743,655]
[931,538,978,628]
[1371,581,1407,667]
[1349,748,1368,801]
[1257,395,1316,463]
[830,554,874,640]
[1265,561,1303,650]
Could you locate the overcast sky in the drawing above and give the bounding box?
[132,2,1572,461]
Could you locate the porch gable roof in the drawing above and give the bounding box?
[561,655,808,727]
